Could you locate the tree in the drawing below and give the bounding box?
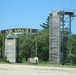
[40,17,49,29]
[18,33,36,62]
[37,29,49,61]
[71,34,76,64]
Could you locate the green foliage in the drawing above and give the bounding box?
[71,34,76,64]
[0,16,76,65]
[0,56,9,63]
[18,33,36,61]
[40,17,49,29]
[22,58,26,63]
[60,31,70,64]
[3,56,7,62]
[37,29,49,61]
[60,33,76,65]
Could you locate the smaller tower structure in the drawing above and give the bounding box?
[5,38,19,63]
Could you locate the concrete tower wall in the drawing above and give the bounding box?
[49,11,60,64]
[5,39,16,63]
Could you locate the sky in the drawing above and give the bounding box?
[0,0,76,33]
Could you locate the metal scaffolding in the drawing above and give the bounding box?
[49,10,76,64]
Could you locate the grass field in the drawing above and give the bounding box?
[0,61,76,68]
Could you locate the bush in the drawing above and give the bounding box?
[3,56,9,63]
[22,58,26,63]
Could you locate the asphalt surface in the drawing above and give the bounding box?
[0,64,76,75]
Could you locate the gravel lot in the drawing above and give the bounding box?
[0,64,76,75]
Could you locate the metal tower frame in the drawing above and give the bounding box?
[60,11,76,65]
[49,10,76,65]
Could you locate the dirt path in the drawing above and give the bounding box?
[0,64,76,75]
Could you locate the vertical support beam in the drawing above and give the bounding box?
[35,34,37,57]
[61,15,65,65]
[69,16,72,65]
[2,34,5,61]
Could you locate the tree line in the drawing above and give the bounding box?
[0,18,76,65]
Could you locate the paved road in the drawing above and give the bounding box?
[0,64,76,75]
